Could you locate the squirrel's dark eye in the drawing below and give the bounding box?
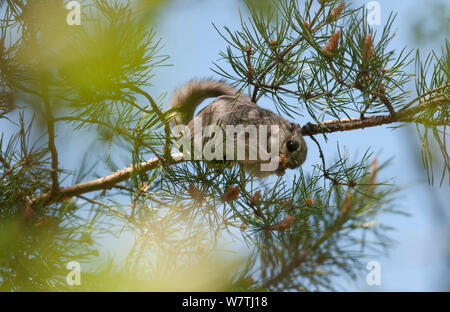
[286,140,299,152]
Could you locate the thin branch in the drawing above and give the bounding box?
[251,36,305,103]
[28,153,185,208]
[262,214,347,289]
[112,183,176,209]
[77,194,137,225]
[41,76,59,193]
[0,154,17,180]
[309,134,356,187]
[255,82,332,99]
[308,1,325,29]
[328,61,397,118]
[398,82,450,113]
[301,95,449,136]
[0,154,11,170]
[0,160,22,180]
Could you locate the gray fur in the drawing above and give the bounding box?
[170,79,307,177]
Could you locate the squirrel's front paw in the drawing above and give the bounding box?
[274,154,288,176]
[275,168,286,176]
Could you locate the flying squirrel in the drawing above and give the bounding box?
[169,79,307,178]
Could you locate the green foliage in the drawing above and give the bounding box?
[413,41,449,185]
[160,150,399,291]
[214,1,413,121]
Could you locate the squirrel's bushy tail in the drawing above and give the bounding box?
[169,79,242,125]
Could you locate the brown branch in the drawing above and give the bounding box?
[28,153,185,209]
[0,154,16,180]
[308,1,326,30]
[41,76,59,193]
[301,95,449,136]
[0,154,11,170]
[1,161,21,180]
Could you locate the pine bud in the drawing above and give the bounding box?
[304,198,315,206]
[322,29,341,56]
[140,182,149,193]
[188,183,203,201]
[250,190,262,206]
[363,33,374,60]
[245,67,255,78]
[340,192,354,214]
[370,157,378,185]
[223,185,240,202]
[275,215,295,232]
[329,2,345,21]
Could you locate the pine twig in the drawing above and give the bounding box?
[77,194,137,225]
[27,153,185,209]
[301,95,449,136]
[250,2,328,103]
[309,134,356,187]
[41,76,60,193]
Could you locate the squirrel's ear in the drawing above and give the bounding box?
[289,122,300,131]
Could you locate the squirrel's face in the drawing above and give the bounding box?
[276,123,307,174]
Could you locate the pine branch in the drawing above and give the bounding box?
[25,93,447,212]
[0,154,11,171]
[327,61,397,118]
[41,76,60,193]
[76,194,137,225]
[127,84,174,160]
[250,1,328,103]
[27,153,185,209]
[262,213,348,289]
[309,134,356,187]
[301,95,449,135]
